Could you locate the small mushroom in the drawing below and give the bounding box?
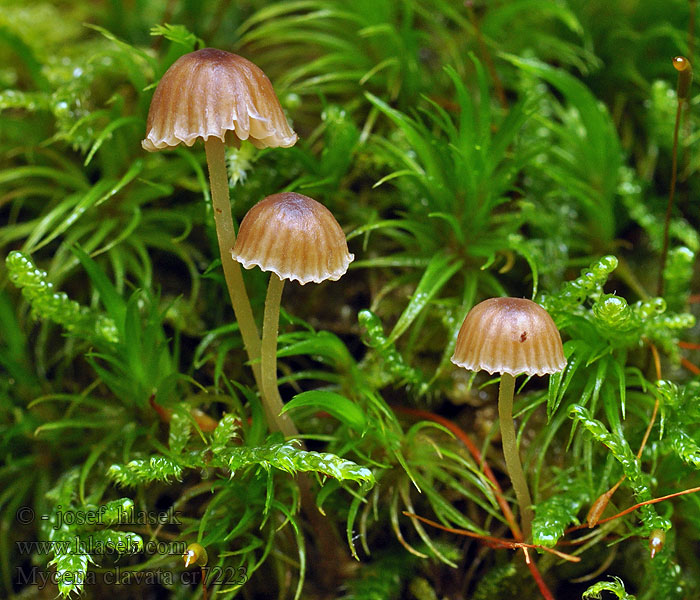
[231,192,353,436]
[142,48,297,152]
[451,297,566,540]
[142,48,298,389]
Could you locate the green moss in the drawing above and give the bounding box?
[3,1,700,598]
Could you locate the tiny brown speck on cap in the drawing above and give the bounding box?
[451,297,566,377]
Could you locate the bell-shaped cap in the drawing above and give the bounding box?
[231,192,354,285]
[451,297,566,377]
[142,48,297,151]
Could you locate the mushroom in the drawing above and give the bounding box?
[231,192,354,436]
[451,297,566,540]
[142,48,298,389]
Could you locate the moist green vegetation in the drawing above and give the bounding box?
[2,1,700,599]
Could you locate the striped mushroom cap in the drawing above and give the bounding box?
[142,48,297,151]
[231,192,354,285]
[451,297,566,377]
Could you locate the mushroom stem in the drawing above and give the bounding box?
[261,274,298,436]
[261,275,347,579]
[204,137,262,390]
[498,372,534,541]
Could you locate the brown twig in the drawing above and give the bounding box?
[394,406,556,600]
[567,485,700,536]
[466,3,508,109]
[596,485,700,526]
[394,406,521,537]
[402,512,580,563]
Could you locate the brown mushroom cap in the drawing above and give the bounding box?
[451,297,566,377]
[231,192,354,285]
[142,48,297,152]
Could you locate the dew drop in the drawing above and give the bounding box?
[673,56,690,72]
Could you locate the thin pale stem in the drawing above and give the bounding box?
[658,57,692,296]
[260,277,344,580]
[204,137,262,389]
[261,274,298,437]
[205,143,344,586]
[498,373,534,541]
[657,98,683,296]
